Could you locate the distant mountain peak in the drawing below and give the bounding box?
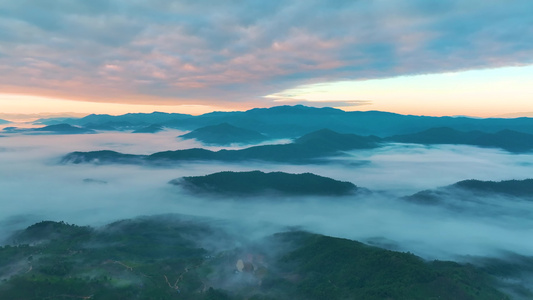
[246,105,344,114]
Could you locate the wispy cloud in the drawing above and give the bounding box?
[0,0,531,107]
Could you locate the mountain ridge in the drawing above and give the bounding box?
[35,105,533,137]
[387,127,533,152]
[62,129,381,165]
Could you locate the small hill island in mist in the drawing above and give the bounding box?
[171,170,359,196]
[3,123,95,135]
[405,179,533,206]
[179,123,268,145]
[34,124,95,134]
[34,105,533,137]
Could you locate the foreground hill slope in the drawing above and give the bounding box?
[0,216,512,300]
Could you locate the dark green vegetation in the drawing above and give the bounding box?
[38,105,533,137]
[471,253,533,300]
[274,232,510,300]
[61,129,381,165]
[0,216,512,299]
[387,127,533,153]
[172,171,358,196]
[179,123,267,145]
[405,179,533,206]
[0,217,223,300]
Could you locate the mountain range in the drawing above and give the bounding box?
[61,129,381,165]
[60,124,533,167]
[36,105,533,137]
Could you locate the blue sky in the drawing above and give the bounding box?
[0,0,532,116]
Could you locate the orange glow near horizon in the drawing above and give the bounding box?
[267,65,533,118]
[2,65,533,120]
[0,93,232,118]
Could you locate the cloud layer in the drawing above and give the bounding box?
[2,131,533,262]
[1,0,532,107]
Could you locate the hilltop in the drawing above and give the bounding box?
[405,179,533,206]
[171,170,359,196]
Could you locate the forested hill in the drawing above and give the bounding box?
[0,216,513,300]
[405,179,533,206]
[171,171,359,196]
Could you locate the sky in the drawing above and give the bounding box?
[0,0,532,118]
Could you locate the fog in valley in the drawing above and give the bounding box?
[2,129,533,265]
